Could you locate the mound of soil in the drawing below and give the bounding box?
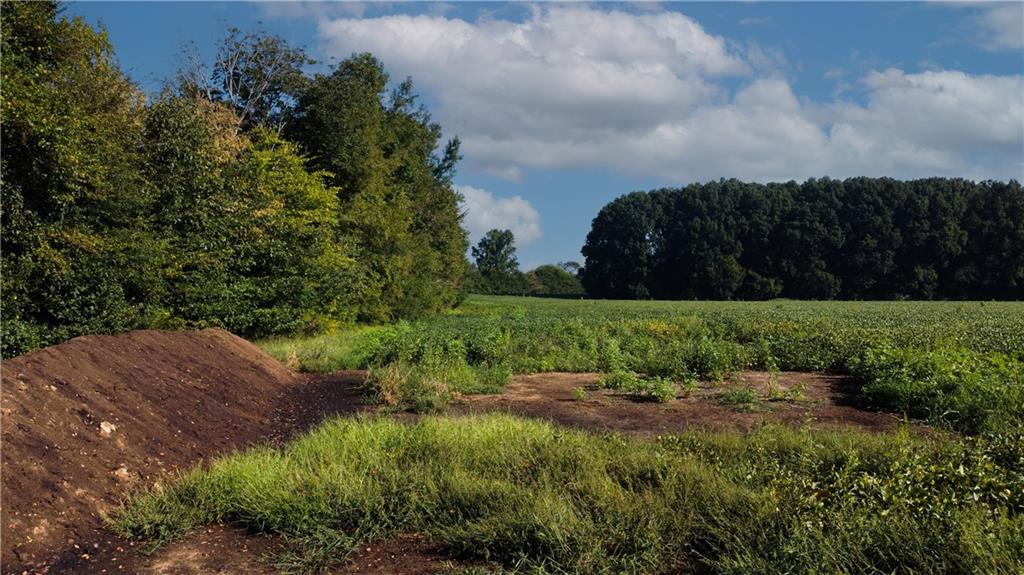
[0,329,368,573]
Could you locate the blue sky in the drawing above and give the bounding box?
[68,1,1024,270]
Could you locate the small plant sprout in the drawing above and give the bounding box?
[573,386,587,401]
[786,381,808,402]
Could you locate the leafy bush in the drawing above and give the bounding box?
[851,343,1024,434]
[633,376,676,403]
[598,370,642,391]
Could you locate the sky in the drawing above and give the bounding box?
[67,1,1024,270]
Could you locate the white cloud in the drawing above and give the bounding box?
[317,6,746,147]
[974,2,1024,51]
[314,5,1023,183]
[458,185,542,246]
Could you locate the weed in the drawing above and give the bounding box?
[634,376,676,403]
[717,386,759,410]
[598,370,641,391]
[678,374,699,397]
[785,381,808,402]
[573,387,586,401]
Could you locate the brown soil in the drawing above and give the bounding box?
[92,528,459,575]
[2,329,908,574]
[1,329,369,574]
[456,371,904,436]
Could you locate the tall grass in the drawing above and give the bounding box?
[113,415,1023,574]
[259,326,388,372]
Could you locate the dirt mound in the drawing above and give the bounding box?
[1,329,304,571]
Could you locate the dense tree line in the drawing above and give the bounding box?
[1,3,468,356]
[581,178,1023,300]
[468,229,583,296]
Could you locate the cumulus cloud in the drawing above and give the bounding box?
[314,5,1023,182]
[458,185,542,246]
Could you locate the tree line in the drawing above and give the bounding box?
[468,229,583,297]
[1,3,468,356]
[581,177,1023,300]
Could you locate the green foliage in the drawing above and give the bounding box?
[579,191,657,299]
[364,357,511,413]
[582,177,1024,300]
[851,343,1024,434]
[470,229,530,296]
[268,296,1024,436]
[1,1,160,355]
[113,415,1024,574]
[365,362,453,414]
[1,12,469,357]
[219,130,360,335]
[634,376,676,403]
[599,372,677,403]
[525,264,584,296]
[286,54,468,323]
[472,229,519,277]
[717,386,759,409]
[598,370,641,391]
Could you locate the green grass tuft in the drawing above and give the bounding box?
[112,415,1024,575]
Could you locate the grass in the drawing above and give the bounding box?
[112,414,1024,575]
[258,296,1024,434]
[259,326,385,372]
[365,361,512,413]
[191,296,1024,572]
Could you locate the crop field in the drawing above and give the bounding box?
[113,296,1024,574]
[262,296,1024,434]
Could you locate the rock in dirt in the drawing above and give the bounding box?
[98,421,117,437]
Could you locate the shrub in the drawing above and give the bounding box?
[599,370,641,391]
[634,376,676,403]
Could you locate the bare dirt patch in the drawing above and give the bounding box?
[456,371,904,436]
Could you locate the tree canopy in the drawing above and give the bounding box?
[581,178,1023,300]
[1,4,468,356]
[469,229,528,295]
